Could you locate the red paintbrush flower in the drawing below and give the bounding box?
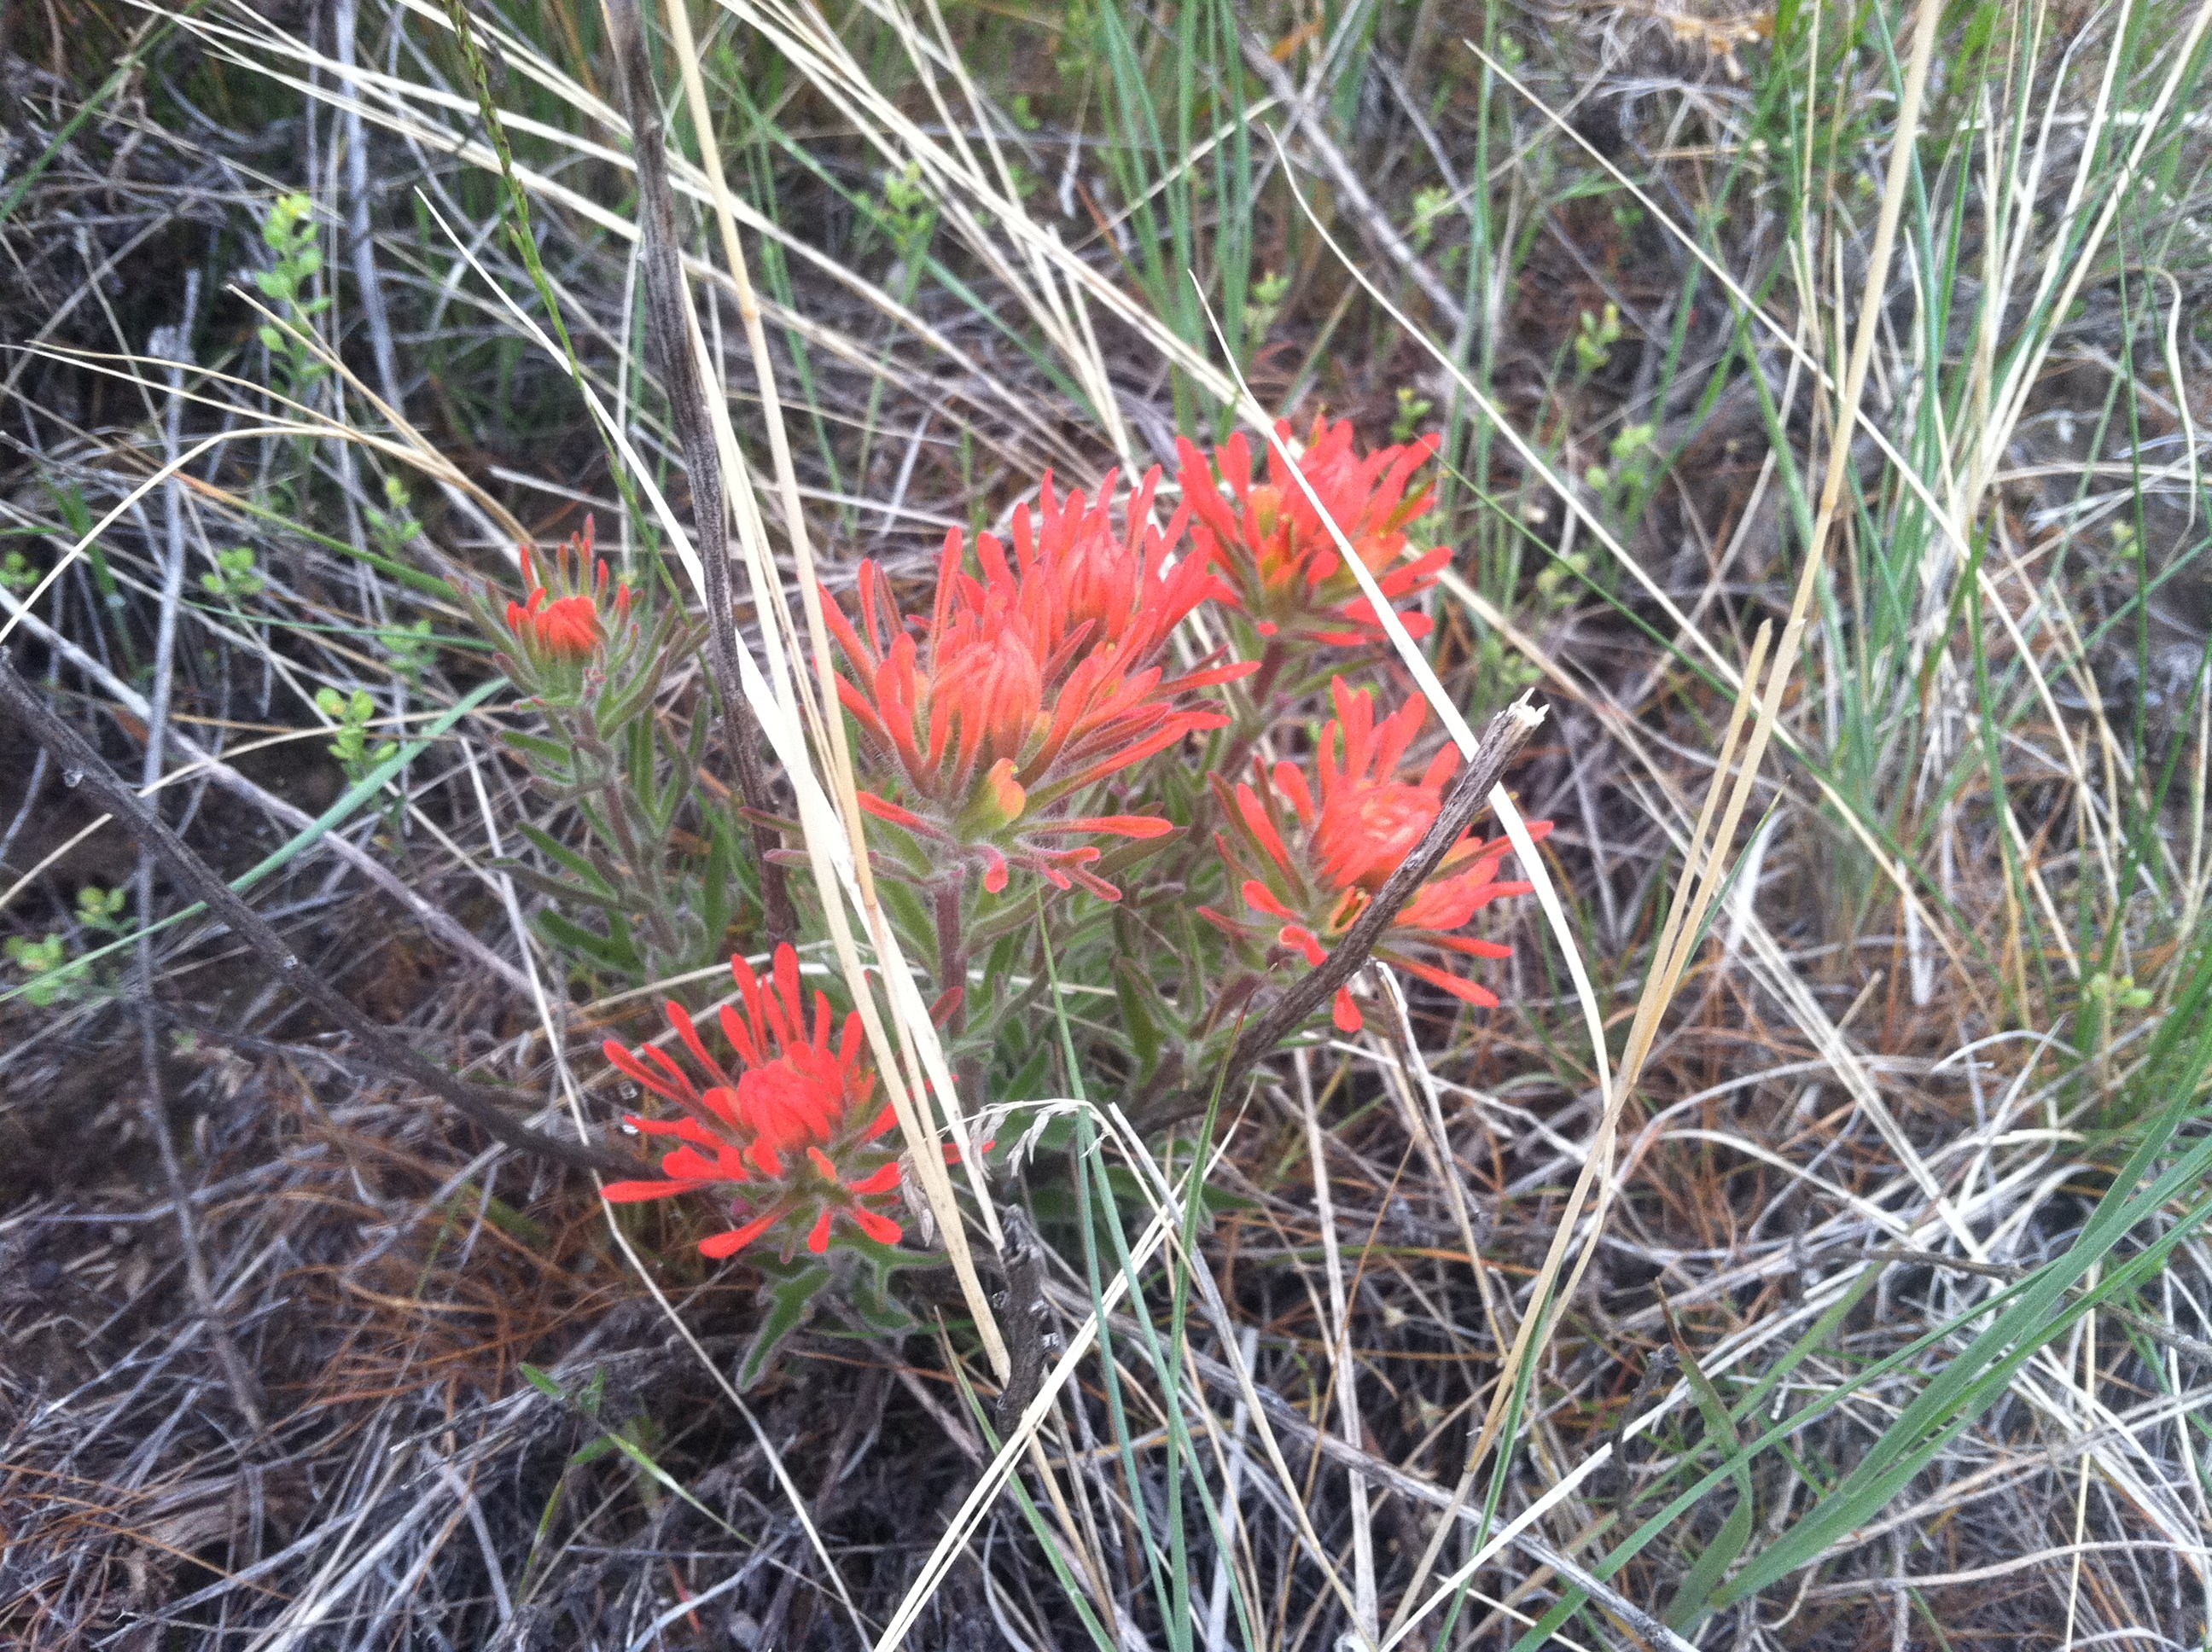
[509,590,604,660]
[498,517,634,683]
[600,944,906,1259]
[823,467,1253,899]
[1200,678,1549,1032]
[1177,416,1450,650]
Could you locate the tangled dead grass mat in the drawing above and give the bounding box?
[5,1,2212,1648]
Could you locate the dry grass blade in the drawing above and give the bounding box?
[869,1122,1232,1649]
[645,0,1013,1363]
[11,0,2211,1644]
[1350,0,1947,1624]
[597,0,795,942]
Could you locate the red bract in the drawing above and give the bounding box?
[501,518,633,674]
[1177,417,1449,649]
[1201,678,1550,1032]
[509,591,604,660]
[823,467,1252,899]
[600,944,905,1259]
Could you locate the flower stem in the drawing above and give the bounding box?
[935,866,968,1036]
[1208,637,1286,803]
[597,767,680,963]
[1249,637,1289,707]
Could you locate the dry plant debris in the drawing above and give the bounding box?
[3,1,2210,1649]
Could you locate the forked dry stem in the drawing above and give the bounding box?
[0,651,637,1178]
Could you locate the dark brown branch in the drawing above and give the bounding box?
[0,652,640,1179]
[1147,693,1545,1131]
[990,1206,1055,1434]
[602,0,795,946]
[1230,694,1544,1069]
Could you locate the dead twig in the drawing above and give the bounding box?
[0,581,539,996]
[1231,695,1544,1068]
[133,293,265,1434]
[1144,694,1544,1131]
[602,0,795,945]
[991,1205,1056,1435]
[0,649,640,1179]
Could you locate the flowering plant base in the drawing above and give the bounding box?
[734,1231,930,1392]
[502,433,1544,1381]
[462,521,758,989]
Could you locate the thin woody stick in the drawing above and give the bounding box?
[1229,693,1544,1067]
[1144,692,1545,1131]
[601,0,795,945]
[0,651,639,1179]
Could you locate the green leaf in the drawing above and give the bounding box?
[738,1261,837,1390]
[605,910,641,973]
[500,730,574,767]
[1112,957,1162,1073]
[1100,1162,1243,1221]
[567,1434,620,1468]
[1665,1339,1755,1628]
[439,1187,549,1248]
[519,1363,563,1401]
[1003,1038,1055,1101]
[700,815,738,957]
[515,823,620,900]
[535,909,641,976]
[498,861,628,917]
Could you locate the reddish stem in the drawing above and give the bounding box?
[935,867,968,1037]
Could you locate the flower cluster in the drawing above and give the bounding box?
[505,519,632,666]
[468,517,658,715]
[1202,678,1550,1032]
[585,421,1542,1277]
[823,467,1252,899]
[1178,416,1449,650]
[602,945,905,1258]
